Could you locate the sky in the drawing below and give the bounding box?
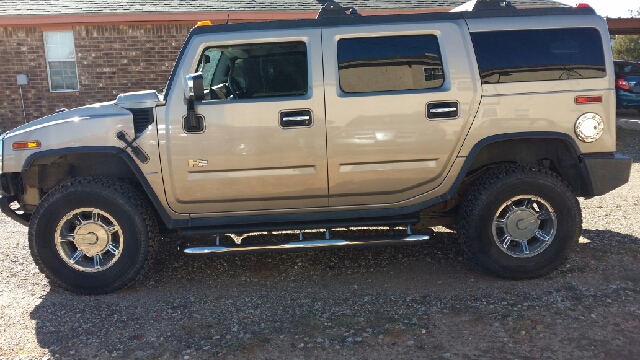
[556,0,639,18]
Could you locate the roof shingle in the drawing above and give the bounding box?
[0,0,566,17]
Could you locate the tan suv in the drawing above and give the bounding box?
[0,0,631,294]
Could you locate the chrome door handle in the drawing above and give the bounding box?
[426,101,459,119]
[280,110,313,128]
[282,115,310,122]
[430,107,457,113]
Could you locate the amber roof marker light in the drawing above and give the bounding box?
[196,20,212,27]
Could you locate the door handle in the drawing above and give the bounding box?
[282,115,310,122]
[280,110,313,128]
[430,107,457,113]
[426,102,459,119]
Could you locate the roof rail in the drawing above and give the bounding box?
[316,1,361,19]
[472,0,517,11]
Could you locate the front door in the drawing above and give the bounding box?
[164,30,328,214]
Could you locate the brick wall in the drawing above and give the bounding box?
[0,24,193,132]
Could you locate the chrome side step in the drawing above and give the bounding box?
[181,234,430,255]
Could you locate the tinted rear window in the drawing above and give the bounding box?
[471,28,606,84]
[615,62,640,77]
[337,35,444,93]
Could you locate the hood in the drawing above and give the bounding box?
[4,90,161,138]
[4,101,131,138]
[0,98,140,174]
[115,90,162,109]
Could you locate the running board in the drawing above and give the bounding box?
[181,234,431,255]
[178,216,420,236]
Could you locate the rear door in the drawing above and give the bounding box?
[321,21,479,206]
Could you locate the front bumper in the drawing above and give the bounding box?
[581,153,632,196]
[0,196,30,226]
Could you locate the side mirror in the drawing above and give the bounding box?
[183,73,205,133]
[184,73,205,101]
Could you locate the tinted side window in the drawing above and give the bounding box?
[196,41,308,101]
[337,35,444,93]
[471,28,606,84]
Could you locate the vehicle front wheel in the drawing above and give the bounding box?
[29,177,157,294]
[458,165,581,279]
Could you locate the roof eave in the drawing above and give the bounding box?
[0,6,563,27]
[0,9,451,27]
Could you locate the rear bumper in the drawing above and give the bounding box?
[0,196,29,226]
[581,153,632,196]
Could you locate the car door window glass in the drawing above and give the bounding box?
[196,41,308,101]
[471,28,606,84]
[337,34,445,93]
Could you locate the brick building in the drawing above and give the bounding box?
[0,0,563,132]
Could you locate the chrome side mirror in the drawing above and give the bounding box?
[184,73,205,101]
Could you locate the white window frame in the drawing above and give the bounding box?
[43,30,79,92]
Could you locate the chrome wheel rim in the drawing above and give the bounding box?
[55,208,123,272]
[492,196,557,258]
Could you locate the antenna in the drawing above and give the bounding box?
[472,0,517,11]
[316,1,361,19]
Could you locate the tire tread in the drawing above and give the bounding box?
[28,177,159,295]
[458,164,582,279]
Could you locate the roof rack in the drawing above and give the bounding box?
[316,1,361,19]
[472,0,517,11]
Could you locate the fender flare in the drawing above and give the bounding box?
[449,131,591,198]
[22,146,188,228]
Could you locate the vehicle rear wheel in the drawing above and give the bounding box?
[29,177,157,294]
[458,165,581,279]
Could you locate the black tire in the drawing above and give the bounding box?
[29,177,158,295]
[458,165,581,279]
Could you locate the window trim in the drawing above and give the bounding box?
[43,30,80,93]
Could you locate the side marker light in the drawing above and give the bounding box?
[12,141,41,150]
[575,96,603,104]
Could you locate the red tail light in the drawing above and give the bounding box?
[616,78,631,91]
[576,3,591,8]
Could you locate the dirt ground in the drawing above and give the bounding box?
[1,120,640,359]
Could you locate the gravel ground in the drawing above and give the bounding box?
[2,121,640,359]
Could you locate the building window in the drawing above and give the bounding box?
[43,31,79,92]
[337,34,445,94]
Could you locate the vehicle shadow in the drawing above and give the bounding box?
[616,126,640,163]
[28,228,640,358]
[581,228,640,245]
[561,228,640,278]
[28,229,467,357]
[616,110,640,164]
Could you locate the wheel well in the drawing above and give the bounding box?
[419,137,591,224]
[19,152,137,212]
[466,137,590,196]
